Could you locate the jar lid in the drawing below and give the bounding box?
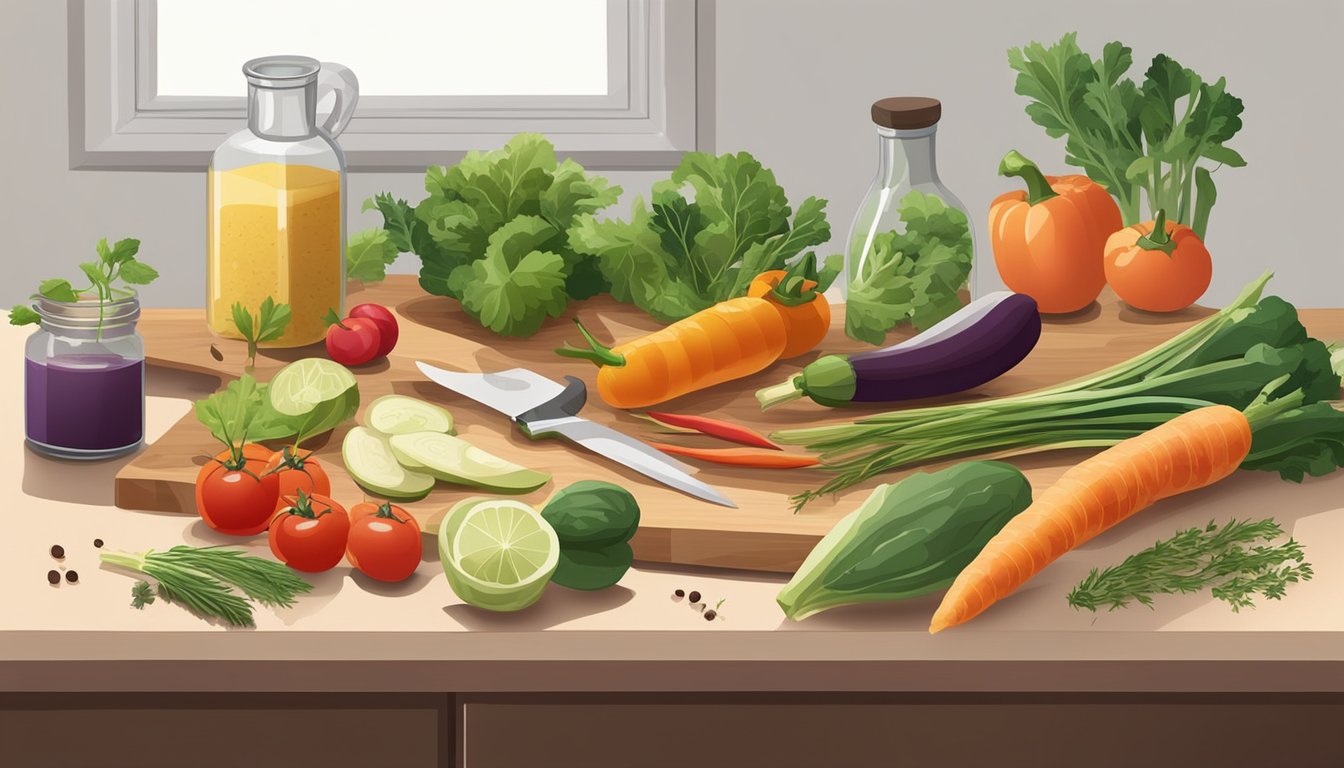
[244,56,321,89]
[870,97,942,130]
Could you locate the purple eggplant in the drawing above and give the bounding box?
[756,292,1041,409]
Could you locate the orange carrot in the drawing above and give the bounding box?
[929,404,1253,634]
[646,441,819,469]
[746,253,831,358]
[557,297,789,409]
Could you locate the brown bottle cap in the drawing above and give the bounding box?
[871,97,942,130]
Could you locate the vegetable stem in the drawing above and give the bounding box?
[1136,209,1177,255]
[999,150,1059,205]
[555,318,626,367]
[756,377,806,409]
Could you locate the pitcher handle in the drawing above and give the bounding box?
[317,62,360,138]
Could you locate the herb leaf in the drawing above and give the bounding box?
[130,580,156,609]
[1067,518,1312,613]
[457,216,569,337]
[107,238,141,265]
[231,298,291,369]
[118,260,159,285]
[346,228,400,282]
[8,305,40,326]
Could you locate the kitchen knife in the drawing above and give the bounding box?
[415,362,736,508]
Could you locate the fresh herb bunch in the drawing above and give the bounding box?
[844,191,974,344]
[570,149,839,323]
[1067,519,1313,612]
[360,133,622,336]
[778,273,1344,508]
[194,373,296,453]
[1008,33,1245,237]
[231,297,291,369]
[102,546,313,627]
[9,237,159,332]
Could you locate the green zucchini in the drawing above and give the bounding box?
[777,461,1033,620]
[389,431,550,493]
[342,426,435,501]
[365,395,454,436]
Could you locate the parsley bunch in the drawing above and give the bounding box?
[10,237,159,334]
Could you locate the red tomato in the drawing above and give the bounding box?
[195,444,280,536]
[325,317,381,366]
[269,491,351,573]
[346,502,423,582]
[263,447,332,499]
[348,303,399,357]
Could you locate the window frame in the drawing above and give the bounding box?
[69,0,706,171]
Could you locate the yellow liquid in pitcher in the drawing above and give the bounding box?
[207,162,342,347]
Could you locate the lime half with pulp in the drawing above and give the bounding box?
[267,358,357,417]
[438,498,559,612]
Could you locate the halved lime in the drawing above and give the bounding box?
[438,497,559,612]
[268,358,358,417]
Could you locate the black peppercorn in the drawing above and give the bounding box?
[50,545,65,559]
[93,539,104,549]
[688,590,701,603]
[65,570,79,584]
[673,589,685,598]
[704,610,717,621]
[46,570,60,585]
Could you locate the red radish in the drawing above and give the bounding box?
[348,303,399,356]
[326,316,381,366]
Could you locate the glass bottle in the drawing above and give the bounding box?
[25,291,145,460]
[208,56,359,347]
[842,97,974,336]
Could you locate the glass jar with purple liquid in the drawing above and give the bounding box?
[24,291,145,460]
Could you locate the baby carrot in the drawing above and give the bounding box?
[647,442,819,469]
[929,403,1254,634]
[645,412,781,450]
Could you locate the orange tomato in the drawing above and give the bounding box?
[989,150,1121,314]
[1104,210,1211,313]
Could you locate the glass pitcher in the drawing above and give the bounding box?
[208,56,359,347]
[842,97,974,341]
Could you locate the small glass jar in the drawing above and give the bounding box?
[24,291,145,460]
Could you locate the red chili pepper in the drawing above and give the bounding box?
[644,412,781,450]
[647,442,818,469]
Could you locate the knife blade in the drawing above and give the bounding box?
[416,361,736,508]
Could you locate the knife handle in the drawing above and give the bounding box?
[515,376,588,439]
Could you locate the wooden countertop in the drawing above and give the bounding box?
[5,296,1344,694]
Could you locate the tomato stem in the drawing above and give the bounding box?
[1136,208,1178,256]
[373,502,408,524]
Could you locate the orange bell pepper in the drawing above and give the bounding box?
[1103,209,1212,312]
[989,150,1122,314]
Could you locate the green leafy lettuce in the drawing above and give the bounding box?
[844,191,974,345]
[358,134,621,336]
[1008,33,1245,236]
[569,150,837,323]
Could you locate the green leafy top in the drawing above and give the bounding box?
[1008,33,1245,235]
[9,237,158,331]
[358,133,622,336]
[843,191,974,345]
[569,150,835,323]
[194,374,294,464]
[231,297,291,370]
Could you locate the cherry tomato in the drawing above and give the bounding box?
[346,502,423,582]
[348,303,399,357]
[325,317,381,366]
[264,447,332,499]
[269,491,351,573]
[194,444,280,536]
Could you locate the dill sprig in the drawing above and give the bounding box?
[102,546,313,627]
[1067,519,1313,613]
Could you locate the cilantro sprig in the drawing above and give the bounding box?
[9,237,158,335]
[231,297,291,370]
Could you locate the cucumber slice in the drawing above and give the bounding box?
[366,395,454,436]
[389,431,550,493]
[342,426,435,500]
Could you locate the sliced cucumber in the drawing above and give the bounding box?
[366,395,454,436]
[342,426,436,501]
[389,431,550,493]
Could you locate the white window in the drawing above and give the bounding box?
[72,0,703,170]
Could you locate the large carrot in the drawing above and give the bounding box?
[929,403,1255,634]
[557,297,789,408]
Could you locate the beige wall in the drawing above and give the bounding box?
[2,0,1339,310]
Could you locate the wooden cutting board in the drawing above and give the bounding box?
[114,278,1344,573]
